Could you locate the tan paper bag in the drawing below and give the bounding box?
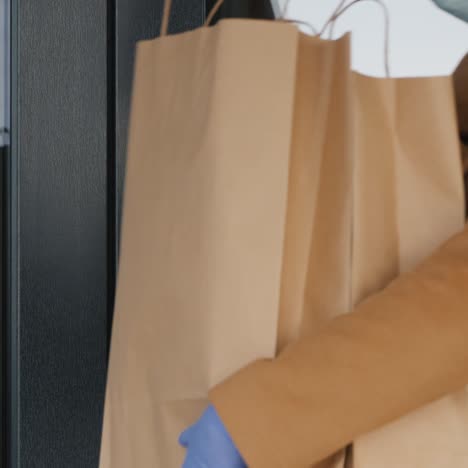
[207,70,466,468]
[275,51,467,468]
[349,74,468,467]
[99,5,356,467]
[100,2,467,466]
[304,68,466,468]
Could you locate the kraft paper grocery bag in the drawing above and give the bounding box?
[278,73,467,468]
[273,33,467,468]
[99,2,355,466]
[349,73,468,468]
[208,71,467,468]
[100,1,467,466]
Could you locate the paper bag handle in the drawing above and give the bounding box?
[321,0,390,76]
[161,0,318,37]
[161,0,226,36]
[160,0,172,36]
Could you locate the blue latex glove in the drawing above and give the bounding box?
[179,405,247,468]
[433,0,468,22]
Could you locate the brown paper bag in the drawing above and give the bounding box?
[276,55,467,468]
[276,30,356,468]
[99,4,355,467]
[304,65,467,468]
[207,70,466,468]
[100,2,467,465]
[349,74,468,467]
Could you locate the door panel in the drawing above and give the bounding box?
[16,1,108,467]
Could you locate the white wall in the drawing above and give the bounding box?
[275,0,468,77]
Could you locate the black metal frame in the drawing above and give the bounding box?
[5,0,18,465]
[107,0,117,359]
[2,145,8,468]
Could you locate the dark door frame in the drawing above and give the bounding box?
[5,0,18,465]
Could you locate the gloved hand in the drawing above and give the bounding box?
[432,0,468,22]
[179,405,247,468]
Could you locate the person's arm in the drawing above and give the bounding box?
[210,225,468,467]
